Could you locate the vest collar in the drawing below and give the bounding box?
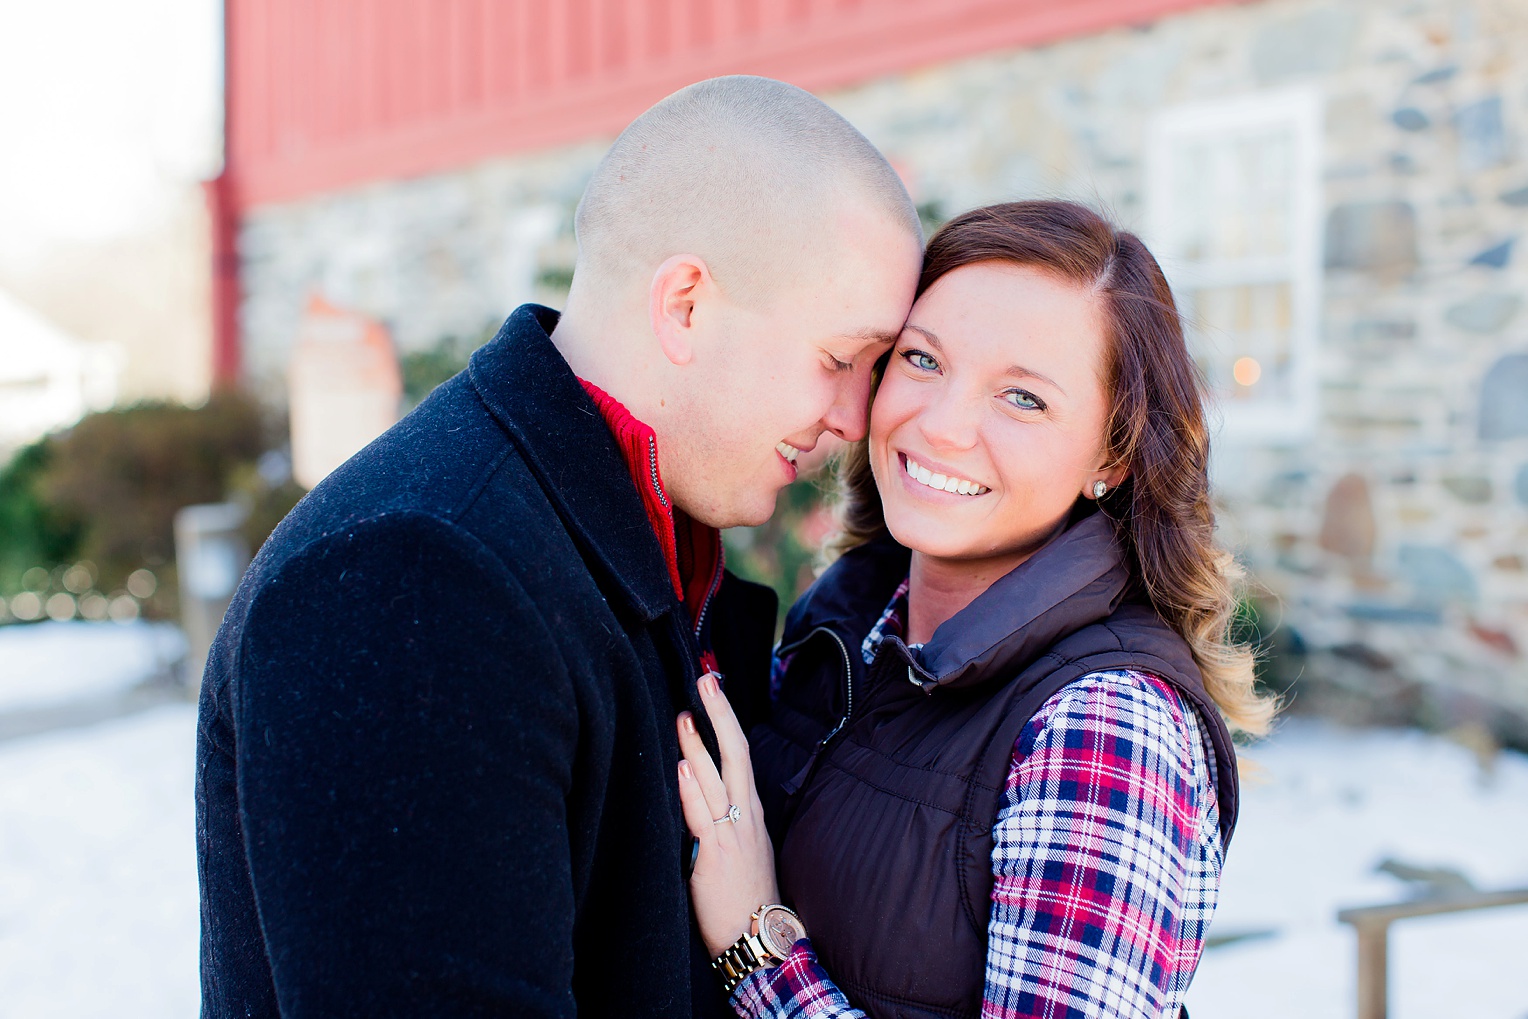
[467,305,675,623]
[790,508,1132,694]
[907,509,1130,692]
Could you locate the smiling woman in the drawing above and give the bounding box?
[838,200,1273,736]
[679,200,1275,1019]
[870,262,1124,599]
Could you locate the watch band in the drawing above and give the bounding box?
[712,932,770,995]
[712,904,806,995]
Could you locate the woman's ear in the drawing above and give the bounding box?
[649,254,712,367]
[1085,460,1129,500]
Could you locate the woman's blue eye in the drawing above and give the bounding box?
[1005,389,1044,411]
[902,349,940,372]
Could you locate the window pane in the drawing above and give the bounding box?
[1166,128,1294,264]
[1184,282,1294,402]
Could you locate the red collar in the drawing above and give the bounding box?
[579,380,724,639]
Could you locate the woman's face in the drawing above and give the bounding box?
[870,261,1123,570]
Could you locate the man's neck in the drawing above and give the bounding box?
[550,303,658,419]
[549,310,608,387]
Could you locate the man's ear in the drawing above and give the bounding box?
[649,254,712,367]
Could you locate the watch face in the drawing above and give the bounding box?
[756,906,806,958]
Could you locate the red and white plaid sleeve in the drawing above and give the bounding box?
[730,670,1221,1019]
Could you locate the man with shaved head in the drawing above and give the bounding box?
[197,76,922,1018]
[559,75,921,527]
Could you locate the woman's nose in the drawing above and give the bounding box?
[916,387,979,451]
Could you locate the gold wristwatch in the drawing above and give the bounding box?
[711,904,807,994]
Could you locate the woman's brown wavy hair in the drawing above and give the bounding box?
[834,200,1275,736]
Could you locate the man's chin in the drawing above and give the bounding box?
[688,490,781,531]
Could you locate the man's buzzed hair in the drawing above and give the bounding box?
[573,75,921,303]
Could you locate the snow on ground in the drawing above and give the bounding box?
[1,616,1525,1017]
[0,621,185,712]
[0,704,199,1019]
[1187,722,1528,1019]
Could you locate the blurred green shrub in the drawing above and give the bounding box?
[226,462,307,559]
[400,331,488,410]
[0,390,291,617]
[724,476,839,634]
[916,199,948,237]
[36,392,266,592]
[535,266,576,293]
[0,441,85,595]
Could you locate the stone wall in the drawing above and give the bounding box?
[237,0,1528,728]
[238,139,607,390]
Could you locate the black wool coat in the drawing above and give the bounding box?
[196,304,777,1018]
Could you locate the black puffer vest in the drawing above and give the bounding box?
[750,510,1239,1019]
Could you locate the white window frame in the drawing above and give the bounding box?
[1144,87,1323,444]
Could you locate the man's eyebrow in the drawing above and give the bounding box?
[844,326,902,345]
[905,324,1066,394]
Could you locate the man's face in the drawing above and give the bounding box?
[662,207,922,528]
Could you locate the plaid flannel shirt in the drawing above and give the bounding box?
[740,582,1221,1019]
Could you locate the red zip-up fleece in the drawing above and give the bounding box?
[580,378,724,677]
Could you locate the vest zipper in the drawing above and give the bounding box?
[780,626,854,796]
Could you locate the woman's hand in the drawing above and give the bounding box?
[677,672,780,959]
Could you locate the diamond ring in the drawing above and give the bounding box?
[713,804,741,825]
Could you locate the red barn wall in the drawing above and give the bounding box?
[223,0,1228,212]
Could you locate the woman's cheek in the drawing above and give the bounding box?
[871,373,920,435]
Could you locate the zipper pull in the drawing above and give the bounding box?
[780,717,846,796]
[780,757,813,797]
[780,751,818,797]
[780,625,855,798]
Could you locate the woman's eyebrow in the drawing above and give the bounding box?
[1004,364,1066,395]
[903,324,942,350]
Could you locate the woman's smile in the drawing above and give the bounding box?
[897,452,990,497]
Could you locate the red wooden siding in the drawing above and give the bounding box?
[223,0,1227,212]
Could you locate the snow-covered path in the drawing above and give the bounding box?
[0,705,199,1018]
[1,622,1525,1017]
[0,620,184,714]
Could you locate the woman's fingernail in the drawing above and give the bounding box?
[682,713,695,735]
[679,760,692,780]
[700,674,717,697]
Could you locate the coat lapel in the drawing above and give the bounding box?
[468,305,676,624]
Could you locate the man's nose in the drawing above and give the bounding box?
[821,368,874,442]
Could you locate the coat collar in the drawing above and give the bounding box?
[468,304,676,623]
[786,508,1132,693]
